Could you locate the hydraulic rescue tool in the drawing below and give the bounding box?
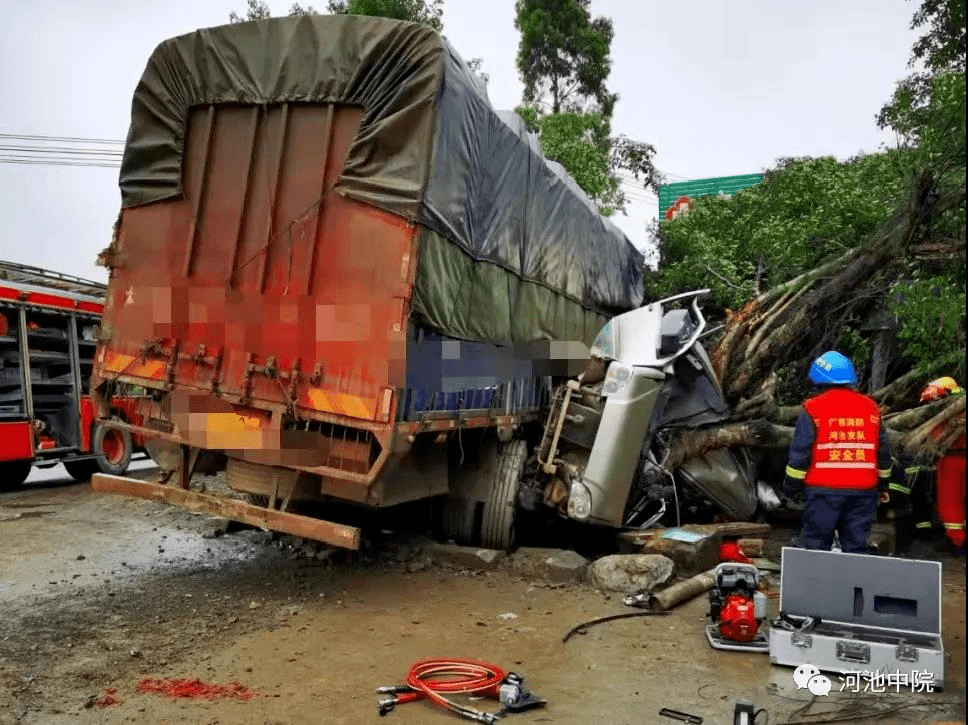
[705,562,769,652]
[376,658,545,723]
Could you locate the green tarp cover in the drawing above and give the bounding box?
[120,14,644,342]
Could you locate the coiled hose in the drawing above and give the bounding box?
[380,658,508,723]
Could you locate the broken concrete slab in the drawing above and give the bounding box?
[587,554,674,594]
[635,529,721,577]
[683,522,772,537]
[508,548,589,584]
[429,543,506,571]
[617,522,772,550]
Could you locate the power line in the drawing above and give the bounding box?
[0,144,123,156]
[0,133,125,168]
[0,132,125,144]
[0,158,120,168]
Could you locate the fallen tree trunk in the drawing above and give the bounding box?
[898,395,966,459]
[669,168,966,471]
[712,169,951,404]
[649,568,717,611]
[664,420,793,471]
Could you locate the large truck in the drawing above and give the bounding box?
[0,261,143,488]
[88,15,645,549]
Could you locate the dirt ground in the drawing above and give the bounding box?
[1,467,965,725]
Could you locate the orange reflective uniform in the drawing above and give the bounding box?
[802,388,883,491]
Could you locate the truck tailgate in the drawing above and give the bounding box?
[98,103,415,426]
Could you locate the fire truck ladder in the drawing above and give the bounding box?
[0,260,106,299]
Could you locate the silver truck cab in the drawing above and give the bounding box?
[526,290,758,531]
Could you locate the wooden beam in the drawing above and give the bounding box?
[91,473,360,550]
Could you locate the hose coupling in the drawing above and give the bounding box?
[377,695,397,716]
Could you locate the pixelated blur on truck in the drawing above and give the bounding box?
[89,14,646,550]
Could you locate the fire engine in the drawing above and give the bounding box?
[0,261,145,488]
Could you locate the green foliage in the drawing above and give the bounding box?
[514,0,617,117]
[835,327,871,370]
[645,154,914,312]
[326,0,443,30]
[229,0,272,22]
[466,57,489,87]
[230,0,443,30]
[531,112,615,212]
[889,274,967,379]
[878,0,965,139]
[513,107,660,215]
[511,1,659,215]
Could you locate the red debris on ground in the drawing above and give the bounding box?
[93,688,122,707]
[135,677,257,701]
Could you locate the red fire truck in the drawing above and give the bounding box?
[0,261,145,488]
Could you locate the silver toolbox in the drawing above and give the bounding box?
[769,547,944,690]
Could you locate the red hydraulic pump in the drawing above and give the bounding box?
[706,562,769,652]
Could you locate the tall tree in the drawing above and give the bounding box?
[877,0,966,140]
[513,0,659,216]
[515,0,616,117]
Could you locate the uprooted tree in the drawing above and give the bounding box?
[648,0,966,471]
[659,166,966,472]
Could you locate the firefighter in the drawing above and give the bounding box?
[783,351,893,553]
[919,377,966,552]
[884,452,936,555]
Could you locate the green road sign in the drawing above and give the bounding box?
[659,173,763,219]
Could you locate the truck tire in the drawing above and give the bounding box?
[0,460,32,490]
[63,459,98,482]
[480,439,527,550]
[92,423,133,476]
[438,495,477,545]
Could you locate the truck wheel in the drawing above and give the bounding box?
[480,439,527,550]
[92,423,133,476]
[0,460,33,490]
[438,495,477,545]
[63,459,98,482]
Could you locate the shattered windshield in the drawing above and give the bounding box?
[590,321,615,360]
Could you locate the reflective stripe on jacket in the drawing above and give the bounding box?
[786,387,892,492]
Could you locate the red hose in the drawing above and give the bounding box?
[394,658,508,721]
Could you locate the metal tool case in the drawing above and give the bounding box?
[769,547,945,690]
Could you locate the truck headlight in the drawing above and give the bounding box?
[601,362,632,397]
[568,481,592,521]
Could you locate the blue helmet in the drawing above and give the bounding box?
[809,351,857,386]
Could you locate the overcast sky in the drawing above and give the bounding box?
[1,0,919,284]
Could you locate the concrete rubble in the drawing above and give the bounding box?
[429,543,507,570]
[586,554,675,594]
[507,547,589,584]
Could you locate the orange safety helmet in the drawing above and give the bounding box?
[920,376,964,403]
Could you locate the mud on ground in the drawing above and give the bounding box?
[1,469,965,725]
